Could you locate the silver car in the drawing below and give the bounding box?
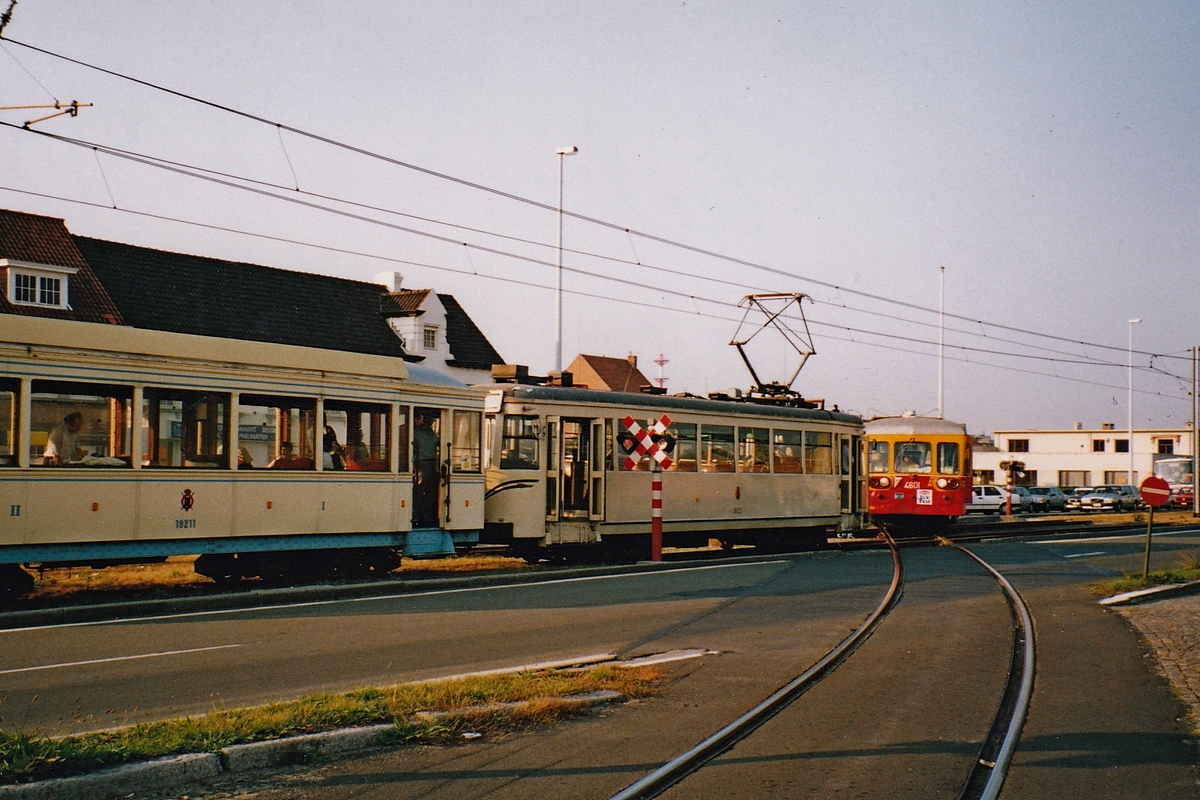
[1078,484,1140,512]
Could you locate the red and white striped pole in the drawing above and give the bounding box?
[651,460,663,562]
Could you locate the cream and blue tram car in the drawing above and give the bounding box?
[0,316,486,595]
[482,384,865,559]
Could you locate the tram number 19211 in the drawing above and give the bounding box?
[175,518,197,529]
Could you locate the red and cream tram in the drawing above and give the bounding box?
[865,415,972,535]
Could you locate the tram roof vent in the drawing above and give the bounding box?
[492,364,530,383]
[548,370,573,387]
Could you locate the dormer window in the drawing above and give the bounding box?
[423,325,438,350]
[2,259,76,309]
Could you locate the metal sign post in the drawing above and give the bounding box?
[1140,476,1172,579]
[621,415,674,562]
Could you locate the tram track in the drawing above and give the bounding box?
[607,534,1038,799]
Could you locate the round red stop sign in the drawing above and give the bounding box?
[1140,476,1172,508]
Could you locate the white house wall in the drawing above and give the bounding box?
[975,429,1193,486]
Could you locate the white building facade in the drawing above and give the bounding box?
[974,425,1194,488]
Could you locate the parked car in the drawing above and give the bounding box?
[1064,487,1093,512]
[1171,488,1194,510]
[1007,485,1036,514]
[966,485,1009,514]
[1024,486,1068,512]
[1078,484,1141,512]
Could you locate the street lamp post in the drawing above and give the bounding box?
[555,146,578,373]
[1129,318,1141,484]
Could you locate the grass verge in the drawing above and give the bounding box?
[0,665,658,785]
[1092,551,1200,596]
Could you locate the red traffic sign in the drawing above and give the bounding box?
[1140,476,1172,508]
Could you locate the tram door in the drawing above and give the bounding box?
[544,416,593,522]
[589,420,606,521]
[839,434,855,514]
[412,406,443,528]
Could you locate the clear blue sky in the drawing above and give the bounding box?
[2,2,1197,434]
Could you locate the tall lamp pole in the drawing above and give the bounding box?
[1129,318,1141,483]
[555,146,578,373]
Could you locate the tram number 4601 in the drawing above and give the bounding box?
[175,518,197,529]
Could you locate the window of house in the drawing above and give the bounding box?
[1007,439,1029,453]
[4,260,75,308]
[501,415,539,470]
[700,425,736,473]
[774,429,804,474]
[1114,439,1129,453]
[1093,440,1106,452]
[31,380,133,467]
[237,394,315,470]
[1059,470,1090,487]
[1017,470,1037,486]
[1104,470,1131,484]
[143,388,230,468]
[325,401,392,471]
[805,430,833,474]
[423,325,438,350]
[665,422,697,473]
[1158,439,1175,454]
[738,427,770,473]
[974,469,995,485]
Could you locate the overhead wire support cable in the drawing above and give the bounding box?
[2,35,1189,364]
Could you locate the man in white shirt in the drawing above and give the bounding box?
[44,412,85,465]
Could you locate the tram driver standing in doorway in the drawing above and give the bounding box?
[412,410,440,527]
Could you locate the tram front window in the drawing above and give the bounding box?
[500,415,539,470]
[937,442,960,474]
[32,379,133,467]
[143,389,230,468]
[894,442,932,474]
[868,440,889,473]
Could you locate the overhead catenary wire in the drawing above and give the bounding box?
[0,182,1187,407]
[0,35,1186,365]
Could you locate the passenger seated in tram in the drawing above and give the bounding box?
[323,427,345,470]
[43,412,85,465]
[267,441,311,469]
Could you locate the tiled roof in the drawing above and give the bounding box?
[438,293,504,370]
[568,354,653,392]
[72,236,413,360]
[0,209,124,324]
[379,289,431,316]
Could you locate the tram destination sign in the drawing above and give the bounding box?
[1139,476,1172,508]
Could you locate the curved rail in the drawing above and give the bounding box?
[607,535,904,800]
[946,541,1036,800]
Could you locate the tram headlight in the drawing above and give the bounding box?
[871,476,890,488]
[936,478,948,489]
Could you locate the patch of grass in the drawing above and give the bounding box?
[0,666,658,785]
[1092,551,1200,596]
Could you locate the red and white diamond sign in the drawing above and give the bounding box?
[622,414,673,471]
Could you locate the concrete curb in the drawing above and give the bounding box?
[0,753,221,800]
[0,692,627,799]
[1099,578,1200,607]
[0,550,815,631]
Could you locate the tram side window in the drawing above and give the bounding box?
[937,442,960,474]
[143,389,230,468]
[700,425,736,473]
[868,440,889,473]
[0,379,16,466]
[501,415,539,470]
[804,431,833,474]
[893,441,932,474]
[31,380,133,467]
[666,422,697,472]
[237,394,316,470]
[738,427,770,473]
[772,429,803,473]
[325,401,391,471]
[619,419,652,471]
[451,410,481,473]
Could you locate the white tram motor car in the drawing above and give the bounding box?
[0,316,487,596]
[480,375,866,560]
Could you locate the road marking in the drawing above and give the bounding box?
[1,559,792,634]
[0,643,243,675]
[1030,528,1200,545]
[1063,551,1106,559]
